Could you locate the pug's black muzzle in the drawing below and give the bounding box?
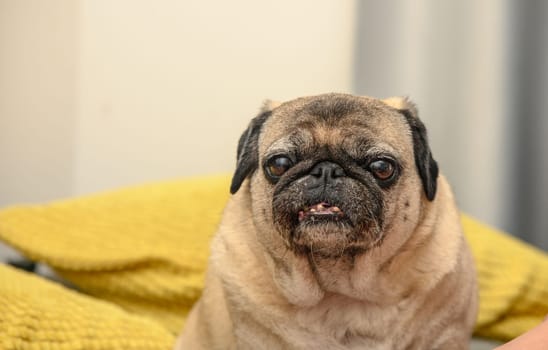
[271,160,385,255]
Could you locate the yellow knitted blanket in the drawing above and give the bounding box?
[0,174,547,349]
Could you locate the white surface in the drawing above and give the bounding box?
[471,338,500,349]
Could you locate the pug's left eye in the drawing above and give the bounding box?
[368,159,396,181]
[265,156,293,181]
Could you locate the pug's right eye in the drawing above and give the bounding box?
[264,156,293,181]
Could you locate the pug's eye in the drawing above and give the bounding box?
[265,156,293,181]
[368,159,395,181]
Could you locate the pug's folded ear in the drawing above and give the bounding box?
[230,100,280,194]
[261,99,282,112]
[383,97,439,201]
[382,96,419,117]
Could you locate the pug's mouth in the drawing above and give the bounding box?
[298,202,347,223]
[287,201,368,256]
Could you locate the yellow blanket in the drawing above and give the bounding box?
[0,174,546,349]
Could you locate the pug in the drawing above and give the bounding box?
[175,93,478,350]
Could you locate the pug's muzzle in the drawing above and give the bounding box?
[270,159,386,257]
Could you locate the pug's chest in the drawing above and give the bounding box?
[263,297,421,350]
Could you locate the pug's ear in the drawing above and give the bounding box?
[230,100,280,194]
[261,99,282,111]
[383,97,439,201]
[382,96,419,116]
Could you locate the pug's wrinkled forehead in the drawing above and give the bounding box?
[259,94,413,160]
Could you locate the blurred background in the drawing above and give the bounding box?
[0,0,546,250]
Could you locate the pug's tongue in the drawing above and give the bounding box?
[298,202,344,221]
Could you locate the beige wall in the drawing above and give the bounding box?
[0,0,357,206]
[0,1,79,205]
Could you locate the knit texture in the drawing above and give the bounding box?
[0,264,175,350]
[463,216,548,340]
[0,174,547,348]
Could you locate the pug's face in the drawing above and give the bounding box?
[230,94,438,258]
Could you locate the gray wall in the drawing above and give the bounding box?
[355,1,547,249]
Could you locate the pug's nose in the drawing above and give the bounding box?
[309,161,346,183]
